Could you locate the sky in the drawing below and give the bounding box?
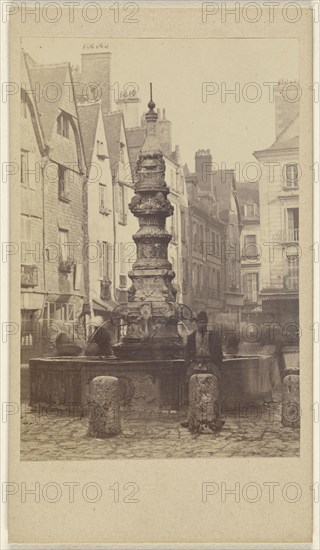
[21,37,299,174]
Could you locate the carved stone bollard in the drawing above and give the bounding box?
[88,376,121,438]
[282,371,300,428]
[188,374,223,433]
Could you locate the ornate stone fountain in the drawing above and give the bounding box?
[113,89,184,360]
[29,90,188,411]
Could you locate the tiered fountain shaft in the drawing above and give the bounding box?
[113,87,184,359]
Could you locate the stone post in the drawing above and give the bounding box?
[88,376,121,437]
[188,374,223,433]
[282,369,300,428]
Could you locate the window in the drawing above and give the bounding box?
[193,222,198,251]
[21,150,37,189]
[230,260,237,287]
[206,266,211,289]
[217,270,221,298]
[243,273,259,302]
[287,208,299,241]
[58,165,69,199]
[119,243,127,284]
[170,213,178,243]
[212,268,216,296]
[244,203,257,217]
[199,225,204,253]
[192,263,197,286]
[98,241,112,280]
[286,260,299,290]
[199,265,203,288]
[97,140,107,158]
[243,234,258,258]
[99,184,106,210]
[21,216,33,265]
[59,229,69,261]
[118,184,127,224]
[285,163,299,188]
[57,113,69,138]
[181,211,186,242]
[170,170,175,190]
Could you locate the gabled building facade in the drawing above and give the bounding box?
[20,51,47,362]
[22,53,87,357]
[253,82,299,333]
[103,111,137,304]
[77,102,117,331]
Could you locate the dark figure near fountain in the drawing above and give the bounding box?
[85,324,113,357]
[181,311,224,430]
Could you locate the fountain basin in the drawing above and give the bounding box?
[28,354,274,411]
[29,357,186,411]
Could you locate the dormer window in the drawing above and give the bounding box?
[244,203,258,217]
[285,163,299,188]
[57,113,69,139]
[97,140,107,159]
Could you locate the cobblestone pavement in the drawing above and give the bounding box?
[20,389,299,460]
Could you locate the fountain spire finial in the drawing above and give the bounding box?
[148,82,155,111]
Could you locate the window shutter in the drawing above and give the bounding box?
[287,210,294,232]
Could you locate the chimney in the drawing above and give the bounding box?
[116,91,141,128]
[195,149,214,189]
[157,107,172,157]
[274,80,299,138]
[81,44,112,113]
[174,145,180,164]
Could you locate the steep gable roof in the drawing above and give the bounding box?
[77,103,101,166]
[236,181,259,206]
[125,127,145,169]
[27,61,71,143]
[21,51,46,153]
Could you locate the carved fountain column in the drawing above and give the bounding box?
[113,94,184,360]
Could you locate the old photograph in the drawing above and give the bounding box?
[4,2,316,546]
[18,35,303,460]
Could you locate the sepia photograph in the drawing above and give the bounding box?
[3,2,316,546]
[19,35,302,460]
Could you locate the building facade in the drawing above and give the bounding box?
[103,110,137,305]
[237,181,262,323]
[213,169,243,324]
[253,86,299,334]
[20,52,46,362]
[184,150,225,323]
[21,53,87,358]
